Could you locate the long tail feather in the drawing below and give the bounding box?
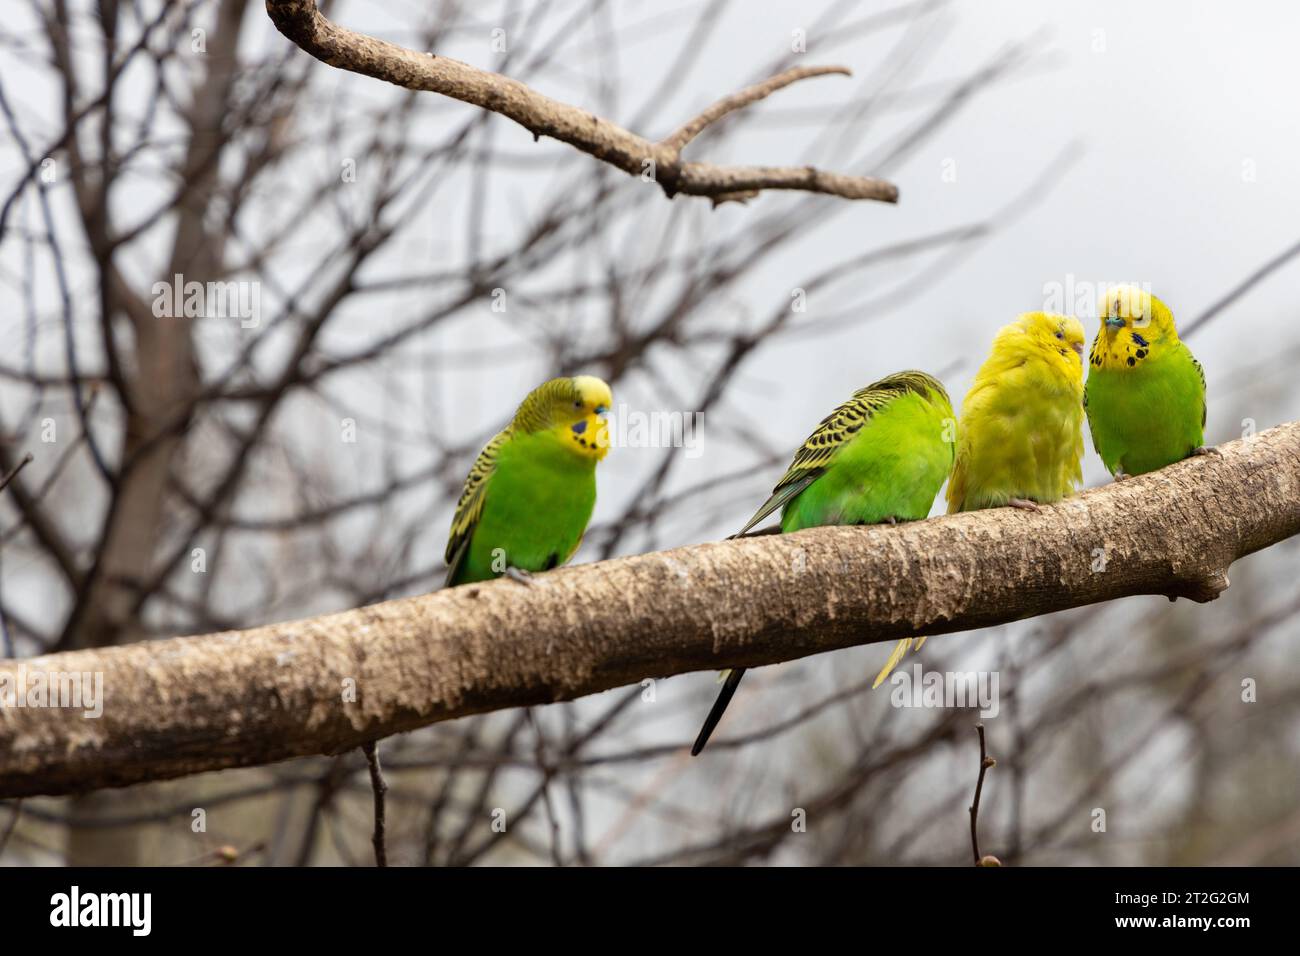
[872,638,919,689]
[691,668,746,756]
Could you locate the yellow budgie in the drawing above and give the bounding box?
[947,311,1086,512]
[874,312,1086,687]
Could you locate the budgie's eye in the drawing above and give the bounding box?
[1055,330,1064,340]
[574,400,583,409]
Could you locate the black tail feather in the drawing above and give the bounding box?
[691,668,747,756]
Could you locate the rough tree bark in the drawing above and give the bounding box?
[2,421,1298,799]
[263,0,898,205]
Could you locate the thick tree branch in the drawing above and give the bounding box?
[2,423,1299,799]
[262,1,898,204]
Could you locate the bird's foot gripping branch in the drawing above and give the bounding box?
[2,422,1299,799]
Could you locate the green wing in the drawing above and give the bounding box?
[444,429,510,587]
[1189,349,1207,428]
[733,472,821,538]
[735,371,946,536]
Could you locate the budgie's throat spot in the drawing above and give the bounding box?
[567,414,610,460]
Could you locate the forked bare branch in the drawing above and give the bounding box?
[263,1,898,205]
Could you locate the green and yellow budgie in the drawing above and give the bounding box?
[690,370,956,756]
[444,376,612,587]
[946,311,1086,513]
[1084,285,1207,477]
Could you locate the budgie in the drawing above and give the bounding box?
[690,370,956,756]
[946,311,1086,514]
[1084,285,1207,477]
[444,376,611,587]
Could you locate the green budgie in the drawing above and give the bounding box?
[1084,285,1208,478]
[445,376,611,587]
[691,370,956,756]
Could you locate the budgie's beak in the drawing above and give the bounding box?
[1104,316,1125,330]
[1071,341,1085,357]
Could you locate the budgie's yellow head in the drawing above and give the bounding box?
[514,375,612,460]
[1001,311,1086,386]
[1089,285,1177,372]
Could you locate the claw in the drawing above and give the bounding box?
[504,566,535,586]
[1007,497,1040,512]
[1192,445,1222,458]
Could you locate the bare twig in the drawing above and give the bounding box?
[361,740,388,867]
[968,723,998,866]
[663,65,851,151]
[263,1,897,205]
[1183,235,1300,338]
[526,708,564,867]
[0,453,33,496]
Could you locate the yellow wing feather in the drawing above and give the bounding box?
[874,637,914,689]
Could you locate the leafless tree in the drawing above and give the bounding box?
[1,0,1298,868]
